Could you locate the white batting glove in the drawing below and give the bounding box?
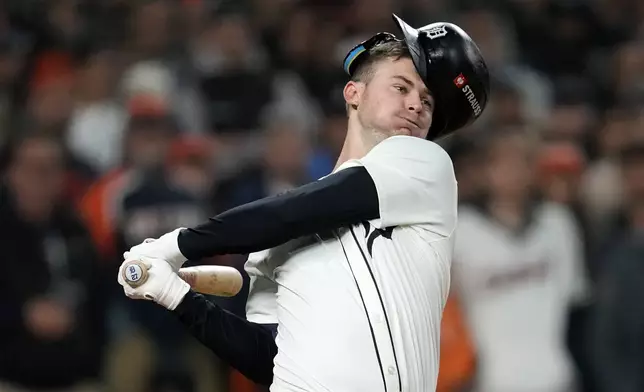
[117,256,191,311]
[124,228,188,272]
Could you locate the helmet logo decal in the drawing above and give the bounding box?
[454,73,481,117]
[462,85,482,117]
[426,25,448,40]
[454,73,467,88]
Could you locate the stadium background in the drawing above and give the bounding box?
[0,0,643,391]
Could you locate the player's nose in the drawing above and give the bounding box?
[406,93,423,114]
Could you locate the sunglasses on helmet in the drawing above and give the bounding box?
[343,32,401,76]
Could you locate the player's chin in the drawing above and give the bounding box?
[392,127,416,137]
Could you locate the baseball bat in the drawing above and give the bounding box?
[122,260,243,297]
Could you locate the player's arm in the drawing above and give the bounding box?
[170,254,279,385]
[173,290,277,386]
[177,136,455,260]
[127,136,453,265]
[117,256,278,385]
[176,165,379,260]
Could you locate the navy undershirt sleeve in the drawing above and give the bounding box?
[177,166,380,260]
[173,291,278,386]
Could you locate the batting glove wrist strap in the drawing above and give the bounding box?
[156,273,191,311]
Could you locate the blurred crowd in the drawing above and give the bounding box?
[0,0,642,391]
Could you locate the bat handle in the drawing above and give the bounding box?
[122,259,149,288]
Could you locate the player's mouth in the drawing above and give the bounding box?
[402,117,420,130]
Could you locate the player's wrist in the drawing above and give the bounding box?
[157,273,191,311]
[160,228,189,269]
[126,228,188,271]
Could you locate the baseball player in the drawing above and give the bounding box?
[117,14,489,392]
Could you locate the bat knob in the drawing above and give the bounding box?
[122,260,148,287]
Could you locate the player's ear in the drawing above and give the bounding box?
[343,81,362,110]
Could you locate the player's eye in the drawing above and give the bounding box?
[394,85,407,93]
[422,99,433,109]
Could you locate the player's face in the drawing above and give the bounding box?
[348,57,434,139]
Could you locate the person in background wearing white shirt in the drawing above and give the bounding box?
[116,14,490,392]
[452,127,589,392]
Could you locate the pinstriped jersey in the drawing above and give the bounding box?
[245,135,457,392]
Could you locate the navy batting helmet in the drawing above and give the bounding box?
[343,14,490,140]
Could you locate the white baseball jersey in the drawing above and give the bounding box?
[245,135,457,392]
[452,203,587,392]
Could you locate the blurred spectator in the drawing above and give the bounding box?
[271,3,319,70]
[483,76,527,129]
[212,115,312,212]
[580,106,638,246]
[79,93,180,259]
[536,140,593,261]
[0,132,106,391]
[536,140,597,392]
[446,135,485,204]
[452,127,589,392]
[125,0,175,61]
[589,142,644,392]
[610,41,644,104]
[104,160,224,392]
[259,4,337,139]
[66,46,127,173]
[192,10,272,135]
[537,141,587,211]
[25,51,75,136]
[591,0,640,47]
[121,60,206,139]
[538,1,598,78]
[167,135,219,201]
[545,76,599,147]
[78,92,224,392]
[591,142,644,270]
[121,61,175,103]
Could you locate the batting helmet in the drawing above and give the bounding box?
[343,14,490,140]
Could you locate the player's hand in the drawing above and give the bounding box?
[117,256,191,311]
[124,228,188,272]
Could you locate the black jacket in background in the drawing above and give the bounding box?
[590,232,644,392]
[0,184,107,389]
